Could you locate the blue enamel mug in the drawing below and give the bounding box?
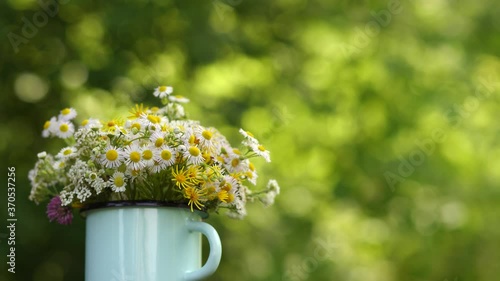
[82,201,222,281]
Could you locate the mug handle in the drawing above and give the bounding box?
[184,220,222,281]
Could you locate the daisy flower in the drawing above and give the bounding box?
[110,172,127,192]
[42,117,57,138]
[59,108,77,121]
[53,120,75,139]
[150,131,166,148]
[196,127,218,152]
[184,145,205,165]
[249,142,271,162]
[168,95,190,103]
[153,86,173,99]
[123,144,146,170]
[56,146,77,159]
[239,128,259,144]
[81,118,102,129]
[155,146,176,167]
[100,146,123,168]
[141,146,155,167]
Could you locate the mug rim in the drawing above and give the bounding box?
[80,200,209,219]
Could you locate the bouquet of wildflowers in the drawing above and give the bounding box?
[29,86,280,225]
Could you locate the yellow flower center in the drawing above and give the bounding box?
[106,150,119,161]
[147,115,160,124]
[114,176,124,187]
[61,108,71,115]
[59,124,69,132]
[189,134,196,145]
[132,123,141,130]
[231,158,240,167]
[143,150,153,160]
[130,151,141,162]
[227,193,235,203]
[155,137,164,147]
[249,162,255,171]
[202,130,212,140]
[233,149,241,155]
[161,150,172,160]
[43,121,50,130]
[81,119,89,126]
[222,183,232,192]
[176,173,186,183]
[189,146,200,157]
[258,145,266,152]
[159,86,167,92]
[63,149,72,155]
[107,121,115,127]
[246,131,254,137]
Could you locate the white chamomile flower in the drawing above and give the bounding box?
[153,86,173,99]
[81,118,102,129]
[141,146,155,167]
[110,172,127,192]
[249,142,271,162]
[125,118,146,133]
[42,117,57,138]
[59,108,77,121]
[53,120,75,139]
[150,131,166,148]
[184,145,205,165]
[244,161,258,185]
[100,146,123,168]
[123,144,146,170]
[168,95,190,103]
[155,146,177,168]
[196,127,217,152]
[57,146,77,159]
[53,160,66,170]
[239,128,258,144]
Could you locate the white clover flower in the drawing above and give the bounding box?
[153,85,173,98]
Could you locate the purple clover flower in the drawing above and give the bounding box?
[46,196,73,225]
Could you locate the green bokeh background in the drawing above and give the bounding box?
[1,0,500,280]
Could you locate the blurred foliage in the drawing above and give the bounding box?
[1,0,500,280]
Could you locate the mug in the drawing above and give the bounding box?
[82,202,222,281]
